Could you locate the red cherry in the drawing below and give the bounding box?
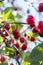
[21,44,27,51]
[12,29,18,35]
[0,56,5,62]
[10,63,14,65]
[4,23,10,30]
[38,3,43,12]
[26,15,35,27]
[35,21,43,37]
[32,27,38,33]
[3,31,8,37]
[2,29,9,37]
[14,34,20,39]
[12,29,20,39]
[36,21,43,37]
[2,29,5,32]
[14,42,19,48]
[20,37,25,43]
[37,21,43,30]
[38,29,43,37]
[30,37,35,42]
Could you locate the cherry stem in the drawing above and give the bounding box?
[8,22,27,25]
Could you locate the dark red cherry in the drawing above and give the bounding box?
[4,23,10,30]
[14,42,19,48]
[21,44,27,51]
[20,37,25,43]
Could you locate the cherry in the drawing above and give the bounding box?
[20,37,25,43]
[21,44,27,51]
[0,56,5,62]
[2,29,8,37]
[14,42,19,48]
[32,27,38,33]
[36,21,43,37]
[37,21,43,30]
[14,34,20,39]
[12,29,18,35]
[38,29,43,37]
[10,63,14,65]
[2,29,5,32]
[12,29,20,39]
[4,23,10,30]
[3,31,8,37]
[30,36,35,42]
[38,3,43,12]
[26,15,35,27]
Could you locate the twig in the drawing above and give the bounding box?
[0,29,20,65]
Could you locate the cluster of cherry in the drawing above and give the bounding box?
[0,2,43,65]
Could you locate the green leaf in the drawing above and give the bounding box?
[5,46,14,53]
[0,2,3,6]
[30,61,40,65]
[8,13,15,20]
[4,7,12,14]
[30,43,43,59]
[29,42,43,65]
[11,24,15,30]
[21,60,29,65]
[5,46,14,58]
[2,10,11,21]
[0,61,8,65]
[24,52,30,62]
[16,13,22,19]
[20,50,30,62]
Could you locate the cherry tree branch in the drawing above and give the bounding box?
[0,29,20,65]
